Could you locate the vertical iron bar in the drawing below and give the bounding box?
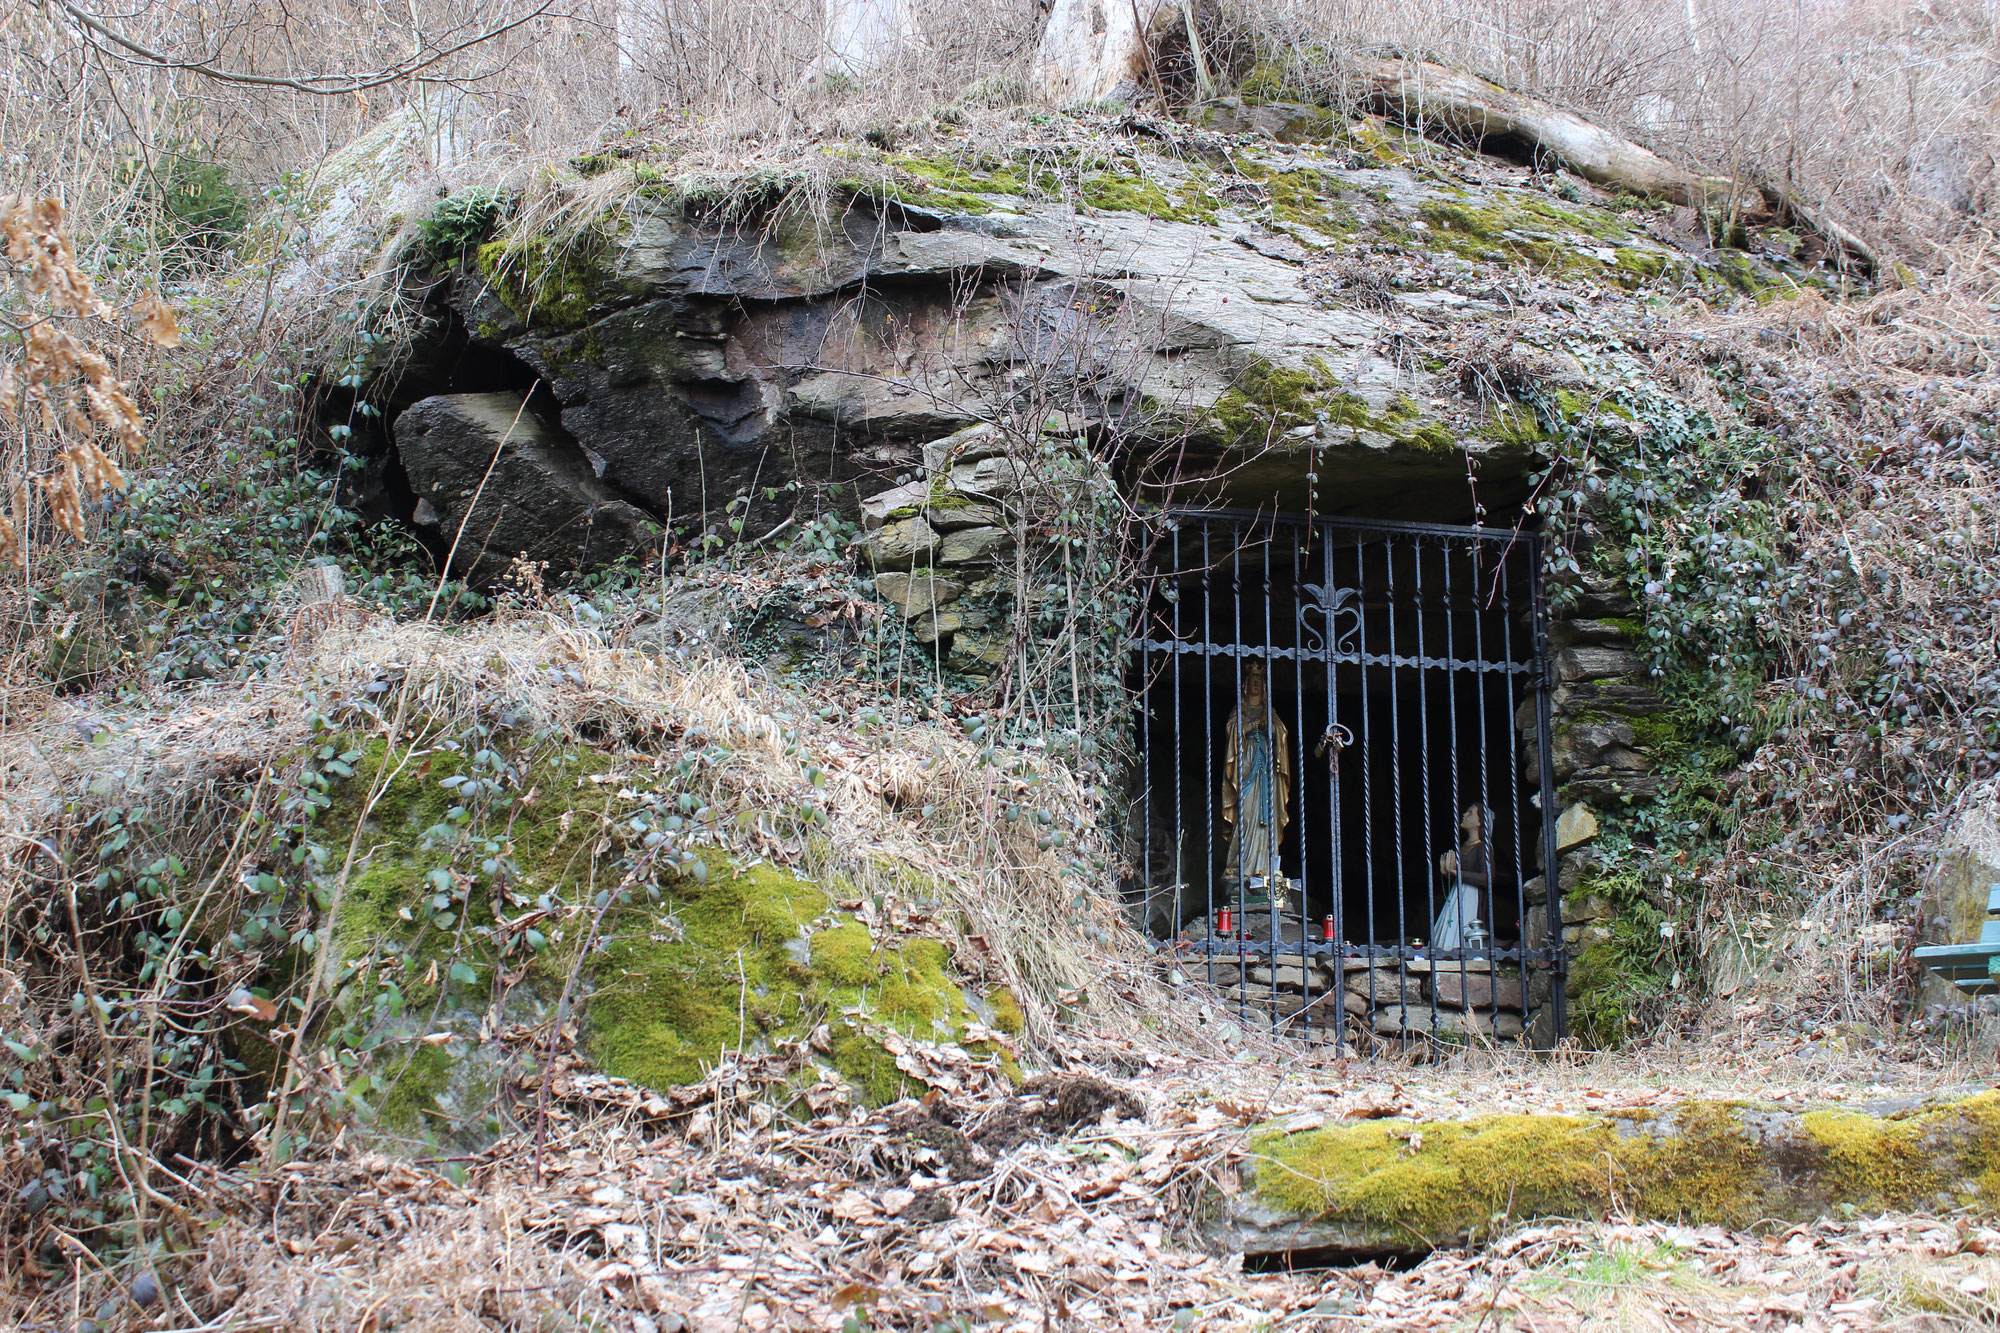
[1171,525,1184,948]
[1442,536,1465,1038]
[1357,528,1377,1038]
[1291,521,1313,1042]
[1386,533,1415,1049]
[1202,521,1215,992]
[1141,573,1153,941]
[1532,534,1566,1044]
[1451,540,1477,1039]
[1232,520,1246,1027]
[1323,523,1344,1045]
[1415,536,1444,1039]
[1500,543,1530,1042]
[1470,541,1494,1043]
[1261,521,1278,1033]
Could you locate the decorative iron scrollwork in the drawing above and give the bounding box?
[1299,582,1362,657]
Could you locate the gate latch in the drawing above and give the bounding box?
[1316,722,1353,776]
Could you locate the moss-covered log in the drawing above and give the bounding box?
[1216,1093,2000,1258]
[1356,58,1769,221]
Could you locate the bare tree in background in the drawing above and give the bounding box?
[54,0,560,95]
[818,0,919,77]
[1030,0,1174,103]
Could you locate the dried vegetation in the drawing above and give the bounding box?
[2,0,2000,1328]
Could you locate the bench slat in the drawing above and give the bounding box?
[1987,884,2000,915]
[1928,968,1996,985]
[1914,943,2000,963]
[1917,919,2000,994]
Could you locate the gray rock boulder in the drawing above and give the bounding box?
[395,392,660,583]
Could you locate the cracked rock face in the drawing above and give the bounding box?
[395,392,660,582]
[358,116,1823,576]
[431,181,1503,548]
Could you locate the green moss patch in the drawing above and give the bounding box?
[1415,193,1644,278]
[1247,1094,2000,1248]
[323,737,618,977]
[586,857,830,1088]
[1233,162,1360,236]
[375,1041,454,1132]
[1802,1108,1943,1203]
[1210,358,1344,445]
[320,736,993,1134]
[474,230,618,332]
[1208,358,1455,452]
[1482,403,1549,446]
[585,859,989,1103]
[987,985,1025,1036]
[878,154,1033,214]
[878,152,1221,222]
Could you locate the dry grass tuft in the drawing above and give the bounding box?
[0,593,1239,1058]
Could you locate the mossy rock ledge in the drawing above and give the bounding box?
[316,740,1017,1153]
[335,119,1833,572]
[1215,1092,2000,1259]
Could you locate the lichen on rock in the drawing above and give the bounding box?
[1220,1092,2000,1257]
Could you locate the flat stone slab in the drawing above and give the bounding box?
[1433,970,1526,1010]
[1209,1091,2000,1261]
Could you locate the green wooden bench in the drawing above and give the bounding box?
[1913,884,2000,995]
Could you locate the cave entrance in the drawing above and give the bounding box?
[1132,510,1566,1048]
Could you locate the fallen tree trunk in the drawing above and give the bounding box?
[1352,58,1878,272]
[1354,58,1771,223]
[1213,1091,2000,1259]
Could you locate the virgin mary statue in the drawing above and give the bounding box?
[1221,663,1292,909]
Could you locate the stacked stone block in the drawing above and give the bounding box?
[1516,570,1665,1045]
[854,424,1035,676]
[1173,913,1535,1044]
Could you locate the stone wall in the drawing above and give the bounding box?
[1517,569,1665,1044]
[853,423,1026,676]
[852,422,1111,680]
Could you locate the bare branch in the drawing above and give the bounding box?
[57,0,560,95]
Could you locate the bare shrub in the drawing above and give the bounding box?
[0,197,171,568]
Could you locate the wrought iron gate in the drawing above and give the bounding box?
[1132,510,1566,1047]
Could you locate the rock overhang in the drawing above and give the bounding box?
[342,110,1839,559]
